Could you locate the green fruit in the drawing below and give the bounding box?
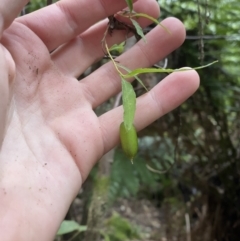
[120,122,138,162]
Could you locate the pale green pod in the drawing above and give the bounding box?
[120,122,138,162]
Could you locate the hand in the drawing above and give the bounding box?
[0,0,199,240]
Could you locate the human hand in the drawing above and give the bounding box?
[0,0,199,240]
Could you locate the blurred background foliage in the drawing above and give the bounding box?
[26,0,240,240]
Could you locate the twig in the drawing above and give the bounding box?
[185,213,191,241]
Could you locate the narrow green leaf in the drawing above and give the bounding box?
[123,61,219,78]
[117,64,148,92]
[124,67,175,77]
[121,78,136,130]
[125,0,133,12]
[57,220,87,235]
[132,13,171,34]
[130,19,146,42]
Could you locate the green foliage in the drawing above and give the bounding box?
[139,135,176,171]
[25,0,45,12]
[103,212,142,241]
[125,0,133,12]
[109,42,125,54]
[131,12,170,33]
[154,1,240,239]
[57,220,87,235]
[109,148,158,200]
[25,0,58,13]
[130,19,146,42]
[123,61,217,78]
[118,64,148,91]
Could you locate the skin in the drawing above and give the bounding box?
[0,0,200,240]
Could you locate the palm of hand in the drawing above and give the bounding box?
[0,19,112,238]
[1,20,106,187]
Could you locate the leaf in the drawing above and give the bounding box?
[125,0,133,12]
[57,220,87,235]
[132,13,171,34]
[123,61,219,78]
[117,64,148,92]
[121,77,136,130]
[130,19,146,42]
[101,232,111,241]
[109,42,125,54]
